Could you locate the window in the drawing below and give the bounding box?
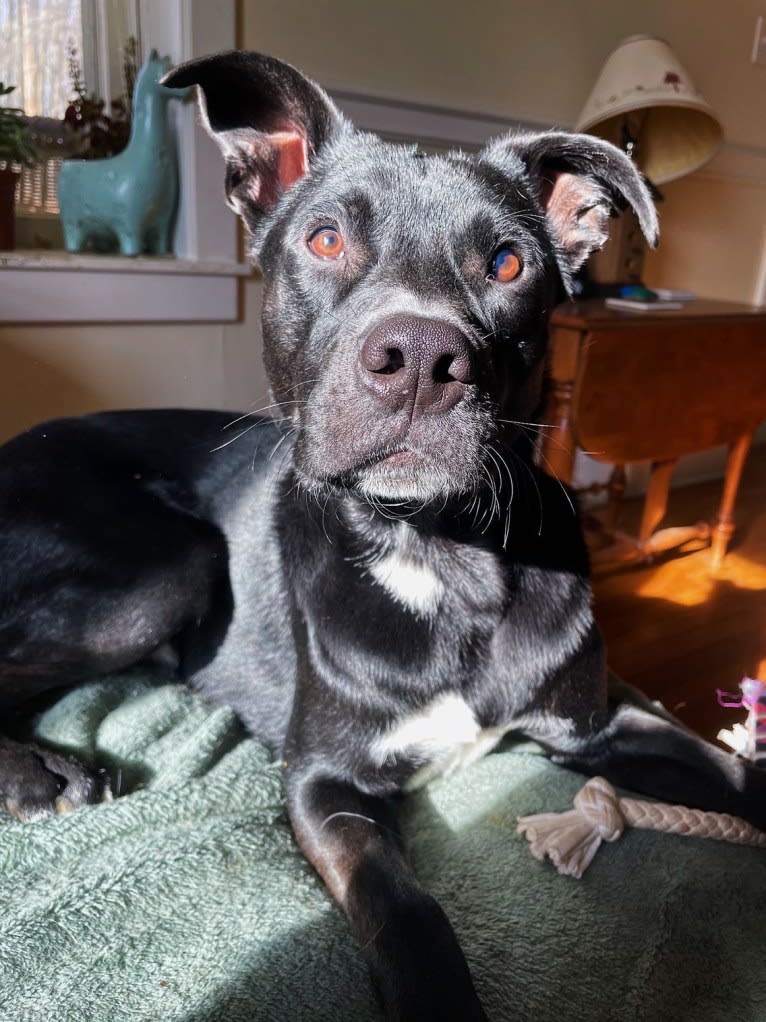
[1,0,141,118]
[1,0,83,118]
[1,0,139,228]
[2,1,80,221]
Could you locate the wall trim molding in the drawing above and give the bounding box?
[329,88,544,149]
[697,142,766,185]
[2,267,241,323]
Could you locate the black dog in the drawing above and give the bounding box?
[1,51,764,1021]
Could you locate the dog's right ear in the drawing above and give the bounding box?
[162,51,345,233]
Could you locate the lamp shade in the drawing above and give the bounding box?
[575,35,723,184]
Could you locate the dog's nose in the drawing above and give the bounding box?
[359,315,473,415]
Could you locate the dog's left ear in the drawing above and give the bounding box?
[482,131,659,288]
[162,50,345,234]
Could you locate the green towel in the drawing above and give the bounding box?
[1,672,764,1022]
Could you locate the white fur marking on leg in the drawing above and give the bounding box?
[372,693,509,789]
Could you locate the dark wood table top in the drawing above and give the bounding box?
[551,298,766,330]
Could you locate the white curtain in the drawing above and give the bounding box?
[0,0,83,117]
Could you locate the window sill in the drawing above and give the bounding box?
[1,250,253,324]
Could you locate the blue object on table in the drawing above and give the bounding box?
[57,50,191,256]
[617,284,658,301]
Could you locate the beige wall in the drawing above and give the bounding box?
[0,321,224,439]
[0,278,269,441]
[1,0,764,443]
[645,175,766,301]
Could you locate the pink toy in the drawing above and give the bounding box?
[717,678,766,767]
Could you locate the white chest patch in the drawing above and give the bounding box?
[371,693,509,790]
[368,549,445,618]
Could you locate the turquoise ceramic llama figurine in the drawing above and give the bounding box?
[57,51,190,256]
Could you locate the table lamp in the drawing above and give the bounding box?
[575,34,723,285]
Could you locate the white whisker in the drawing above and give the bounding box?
[320,811,378,831]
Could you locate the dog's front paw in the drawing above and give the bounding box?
[0,736,101,822]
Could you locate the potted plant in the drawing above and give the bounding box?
[63,39,137,159]
[0,83,37,249]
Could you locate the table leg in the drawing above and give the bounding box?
[711,430,754,570]
[606,464,627,529]
[639,459,676,546]
[538,325,583,484]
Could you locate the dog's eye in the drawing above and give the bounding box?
[307,226,345,260]
[488,248,522,283]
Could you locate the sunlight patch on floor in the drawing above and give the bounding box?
[636,550,766,607]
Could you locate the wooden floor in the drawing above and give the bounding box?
[592,444,766,744]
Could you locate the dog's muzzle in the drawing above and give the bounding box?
[358,315,474,418]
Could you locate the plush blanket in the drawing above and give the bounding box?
[1,672,764,1022]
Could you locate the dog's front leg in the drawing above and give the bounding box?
[551,699,766,832]
[285,770,488,1022]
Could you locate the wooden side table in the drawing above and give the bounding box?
[538,299,766,570]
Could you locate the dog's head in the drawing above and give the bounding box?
[165,52,657,504]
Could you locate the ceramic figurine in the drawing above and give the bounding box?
[57,50,191,256]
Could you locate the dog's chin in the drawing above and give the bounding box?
[351,450,477,504]
[296,444,483,505]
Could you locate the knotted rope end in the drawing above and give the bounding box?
[517,776,624,879]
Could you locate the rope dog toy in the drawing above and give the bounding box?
[517,775,766,878]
